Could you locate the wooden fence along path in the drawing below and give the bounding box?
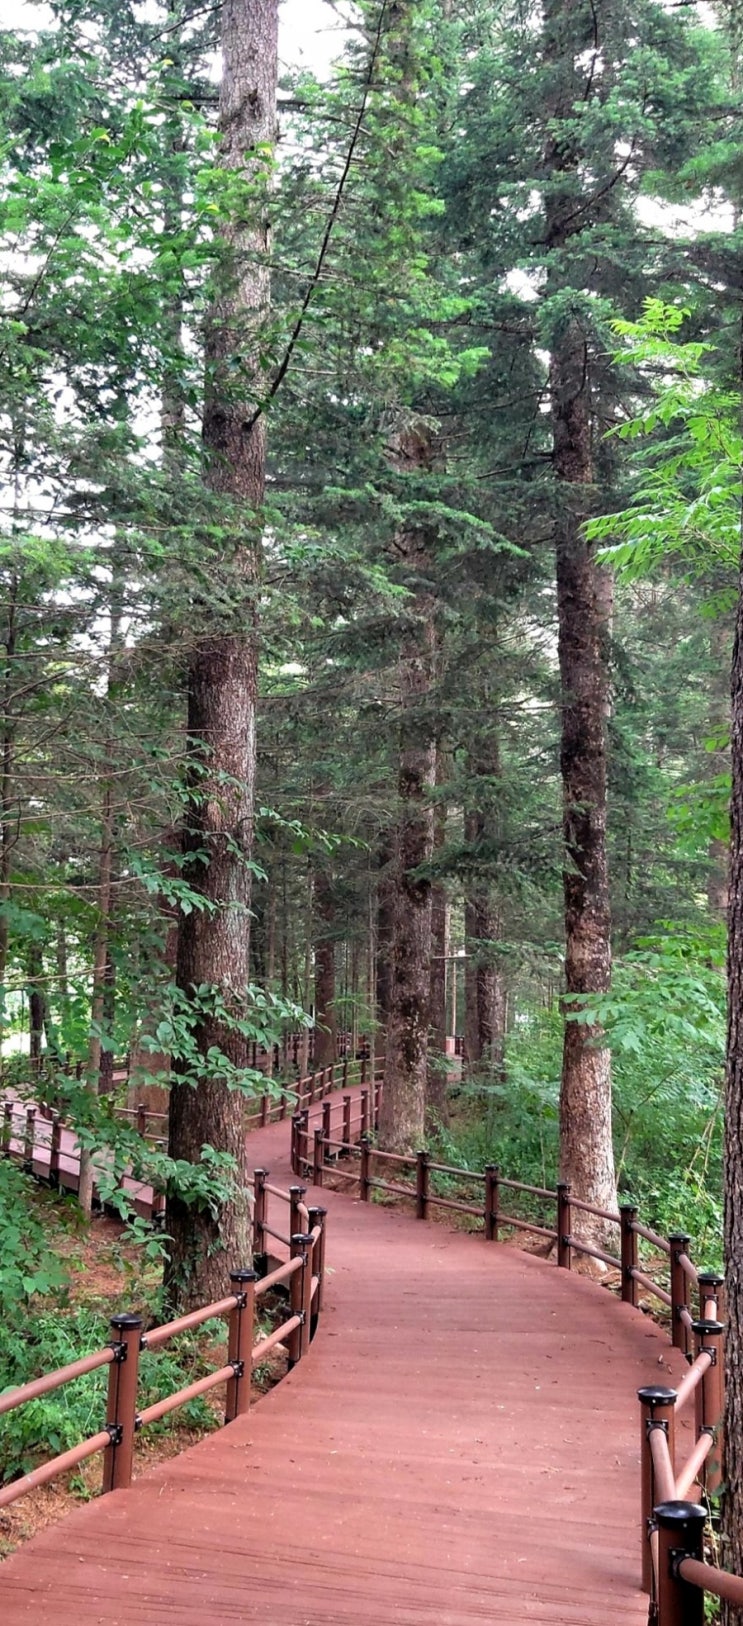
[0,1070,737,1623]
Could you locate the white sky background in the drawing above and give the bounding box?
[3,1,347,78]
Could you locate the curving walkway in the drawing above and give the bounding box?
[1,1113,689,1624]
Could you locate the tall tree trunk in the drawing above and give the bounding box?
[165,0,278,1309]
[551,314,617,1225]
[544,0,617,1230]
[375,840,395,1044]
[476,896,506,1078]
[55,922,70,1046]
[98,951,116,1095]
[709,618,733,916]
[724,484,743,1614]
[298,870,312,1078]
[379,434,437,1153]
[78,562,122,1216]
[427,756,449,1126]
[27,938,45,1069]
[0,573,19,1004]
[313,867,337,1070]
[722,148,743,1598]
[464,886,481,1075]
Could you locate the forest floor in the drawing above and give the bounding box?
[0,1214,287,1561]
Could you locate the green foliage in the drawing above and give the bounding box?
[0,1163,68,1307]
[587,302,741,584]
[441,924,724,1264]
[0,1308,222,1485]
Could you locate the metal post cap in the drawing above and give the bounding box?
[668,1232,692,1245]
[697,1272,724,1287]
[653,1500,708,1529]
[637,1386,678,1406]
[691,1319,724,1336]
[289,1185,307,1196]
[291,1232,315,1246]
[109,1313,143,1330]
[230,1269,260,1284]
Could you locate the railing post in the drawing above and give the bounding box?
[360,1088,370,1137]
[361,1053,368,1085]
[103,1313,143,1493]
[2,1100,12,1154]
[289,1183,307,1238]
[300,1109,310,1176]
[416,1150,429,1221]
[557,1182,572,1270]
[484,1164,499,1241]
[342,1054,349,1090]
[49,1115,62,1189]
[669,1232,693,1355]
[360,1134,371,1201]
[313,1127,325,1188]
[373,1076,382,1128]
[260,1093,269,1128]
[691,1318,725,1494]
[322,1099,332,1159]
[307,1204,328,1321]
[638,1386,678,1594]
[654,1501,707,1626]
[291,1114,301,1175]
[289,1233,314,1362]
[253,1168,268,1266]
[288,1231,305,1367]
[343,1093,352,1148]
[137,1103,147,1138]
[698,1271,725,1325]
[300,1231,314,1356]
[279,1089,288,1122]
[225,1269,258,1423]
[24,1105,36,1173]
[620,1205,639,1306]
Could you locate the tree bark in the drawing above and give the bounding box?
[165,0,278,1309]
[0,573,19,1002]
[464,887,481,1074]
[551,314,617,1227]
[722,362,743,1623]
[27,938,45,1069]
[313,866,337,1070]
[427,753,449,1126]
[543,0,617,1231]
[709,618,732,916]
[375,840,395,1045]
[379,436,436,1154]
[78,560,122,1216]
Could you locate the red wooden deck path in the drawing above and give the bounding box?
[1,1112,688,1624]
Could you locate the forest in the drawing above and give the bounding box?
[2,0,743,1610]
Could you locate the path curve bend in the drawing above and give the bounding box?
[0,1114,687,1623]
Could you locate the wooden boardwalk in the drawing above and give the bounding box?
[0,1112,689,1624]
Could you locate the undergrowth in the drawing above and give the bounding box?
[438,993,723,1269]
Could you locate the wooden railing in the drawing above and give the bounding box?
[0,1186,327,1512]
[0,1058,375,1217]
[291,1076,741,1623]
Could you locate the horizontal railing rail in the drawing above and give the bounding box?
[0,1183,327,1512]
[288,1065,739,1623]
